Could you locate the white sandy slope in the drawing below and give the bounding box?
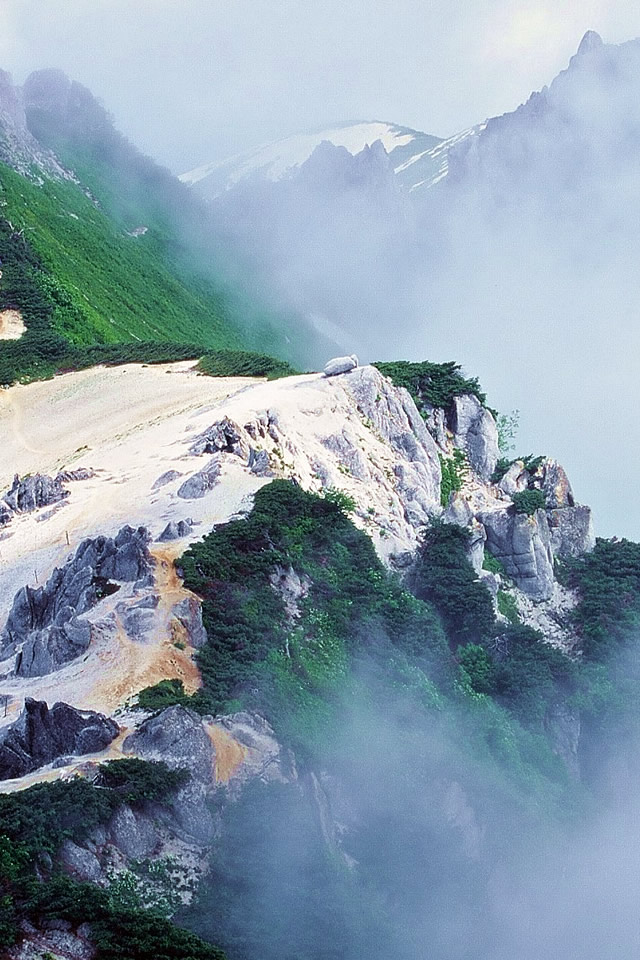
[0,360,446,789]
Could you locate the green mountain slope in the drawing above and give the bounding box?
[0,69,305,384]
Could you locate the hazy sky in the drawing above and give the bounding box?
[1,1,640,172]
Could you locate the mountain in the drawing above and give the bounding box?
[179,31,640,539]
[181,120,448,197]
[0,355,638,959]
[1,35,640,960]
[0,68,309,387]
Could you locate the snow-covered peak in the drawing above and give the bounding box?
[180,121,442,198]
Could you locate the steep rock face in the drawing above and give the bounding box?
[547,505,595,558]
[123,705,216,841]
[1,525,153,676]
[544,701,581,779]
[537,459,574,509]
[0,699,118,780]
[479,507,555,600]
[341,365,441,519]
[451,395,499,481]
[0,69,67,178]
[210,712,297,794]
[171,595,207,648]
[123,707,296,839]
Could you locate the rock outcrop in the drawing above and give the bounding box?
[450,395,499,481]
[189,417,246,457]
[157,519,193,541]
[123,705,216,841]
[479,506,555,600]
[547,504,595,558]
[0,699,118,780]
[1,525,153,676]
[177,458,221,499]
[2,472,69,514]
[342,365,442,521]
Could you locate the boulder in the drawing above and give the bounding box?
[0,699,119,780]
[322,354,359,377]
[177,458,221,499]
[157,519,193,541]
[451,396,499,481]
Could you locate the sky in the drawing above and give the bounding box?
[1,0,640,172]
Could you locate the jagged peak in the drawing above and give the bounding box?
[576,30,604,57]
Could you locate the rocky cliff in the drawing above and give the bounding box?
[0,357,602,958]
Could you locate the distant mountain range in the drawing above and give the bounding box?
[180,120,487,197]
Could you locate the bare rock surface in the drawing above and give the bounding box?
[1,525,153,676]
[177,458,221,499]
[3,472,69,514]
[323,354,359,377]
[479,506,555,600]
[0,698,118,780]
[451,395,499,481]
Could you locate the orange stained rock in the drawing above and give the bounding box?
[207,724,247,783]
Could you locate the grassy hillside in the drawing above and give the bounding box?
[0,69,307,384]
[0,162,241,349]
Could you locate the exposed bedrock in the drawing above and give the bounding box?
[451,395,499,481]
[0,698,119,781]
[123,705,216,841]
[547,504,595,558]
[479,507,555,600]
[1,525,153,676]
[342,365,442,514]
[2,472,68,518]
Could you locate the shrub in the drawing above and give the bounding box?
[482,549,506,576]
[438,449,467,507]
[561,537,640,661]
[178,480,449,756]
[414,523,496,646]
[493,626,576,726]
[511,489,546,516]
[497,589,520,625]
[197,349,297,380]
[373,359,486,410]
[458,643,496,694]
[97,759,189,806]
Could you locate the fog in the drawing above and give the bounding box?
[2,5,640,956]
[181,644,640,960]
[1,1,640,171]
[198,35,640,540]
